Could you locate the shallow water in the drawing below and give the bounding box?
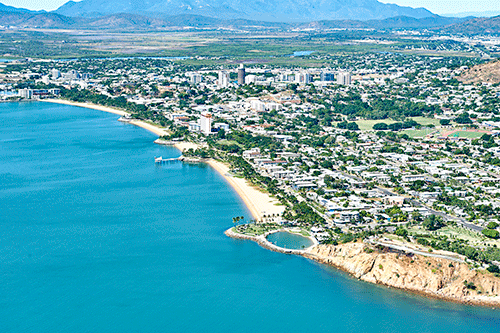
[1,101,500,332]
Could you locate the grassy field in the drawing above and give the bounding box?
[412,117,441,127]
[445,130,486,139]
[355,116,440,131]
[355,119,397,130]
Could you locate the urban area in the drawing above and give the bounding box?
[3,53,500,273]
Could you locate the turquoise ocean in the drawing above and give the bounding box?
[1,101,499,332]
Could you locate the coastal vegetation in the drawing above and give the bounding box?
[5,40,500,307]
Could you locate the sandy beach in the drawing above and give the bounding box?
[44,99,129,116]
[207,159,286,221]
[43,98,285,223]
[43,99,169,136]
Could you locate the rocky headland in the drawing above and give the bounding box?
[227,228,500,307]
[305,242,500,307]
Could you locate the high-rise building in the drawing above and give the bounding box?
[19,88,33,99]
[193,74,203,84]
[200,113,213,135]
[320,72,335,81]
[295,72,312,84]
[187,73,203,84]
[337,72,352,85]
[218,71,230,88]
[51,69,61,80]
[237,64,246,85]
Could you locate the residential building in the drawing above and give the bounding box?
[337,72,351,85]
[218,71,230,88]
[200,112,213,135]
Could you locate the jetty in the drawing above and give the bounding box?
[118,115,132,122]
[154,156,182,164]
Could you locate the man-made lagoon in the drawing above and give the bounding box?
[266,231,314,250]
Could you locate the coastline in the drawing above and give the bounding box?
[225,227,318,254]
[225,227,500,308]
[43,99,169,137]
[43,99,129,116]
[23,99,500,308]
[42,99,285,223]
[207,159,286,222]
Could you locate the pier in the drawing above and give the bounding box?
[154,156,182,164]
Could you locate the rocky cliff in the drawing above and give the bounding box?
[306,242,500,307]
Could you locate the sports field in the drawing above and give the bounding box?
[355,117,440,131]
[444,130,490,138]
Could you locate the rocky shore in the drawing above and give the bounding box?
[226,228,500,307]
[305,242,500,307]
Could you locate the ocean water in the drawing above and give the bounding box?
[1,101,500,332]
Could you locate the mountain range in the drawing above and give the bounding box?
[0,2,35,13]
[37,0,434,22]
[0,1,499,34]
[0,10,472,31]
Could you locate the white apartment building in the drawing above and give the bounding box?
[337,72,352,85]
[200,112,213,135]
[218,71,230,88]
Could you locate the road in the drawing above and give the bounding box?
[336,166,484,232]
[367,237,466,263]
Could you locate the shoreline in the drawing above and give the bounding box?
[207,159,286,222]
[43,99,169,137]
[226,227,500,308]
[23,99,500,308]
[225,227,318,254]
[42,99,285,223]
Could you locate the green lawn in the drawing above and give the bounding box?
[355,117,440,131]
[412,116,441,127]
[237,224,280,236]
[355,119,398,131]
[446,131,485,139]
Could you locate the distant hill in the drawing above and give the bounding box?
[442,15,500,35]
[0,9,494,35]
[54,0,434,22]
[458,60,500,84]
[0,3,33,13]
[368,15,467,29]
[0,11,80,28]
[0,11,482,32]
[303,15,467,30]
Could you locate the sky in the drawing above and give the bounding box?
[1,0,500,15]
[1,0,73,11]
[378,0,500,15]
